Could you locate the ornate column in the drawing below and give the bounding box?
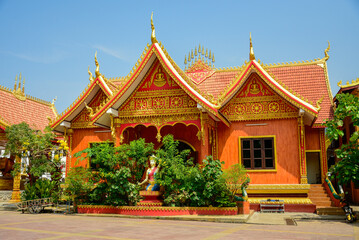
[319,129,328,182]
[10,156,21,202]
[298,115,308,184]
[66,128,73,176]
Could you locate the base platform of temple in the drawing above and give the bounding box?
[77,205,239,216]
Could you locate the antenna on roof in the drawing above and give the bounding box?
[249,32,255,61]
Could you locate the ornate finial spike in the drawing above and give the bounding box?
[184,55,187,65]
[205,49,208,58]
[195,47,198,56]
[94,51,100,78]
[209,50,212,59]
[88,66,94,82]
[188,53,191,62]
[14,75,17,91]
[191,50,194,59]
[151,12,158,44]
[22,77,25,93]
[212,54,215,63]
[324,41,330,61]
[249,32,255,61]
[202,46,204,55]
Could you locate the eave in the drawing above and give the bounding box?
[51,76,113,133]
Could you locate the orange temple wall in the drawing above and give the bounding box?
[217,118,300,184]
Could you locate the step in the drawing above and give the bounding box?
[313,201,333,207]
[309,196,331,202]
[316,207,345,215]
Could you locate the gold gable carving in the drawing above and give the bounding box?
[222,74,298,121]
[120,60,198,118]
[72,90,108,128]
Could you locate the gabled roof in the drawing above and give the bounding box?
[336,78,359,94]
[91,42,230,127]
[0,83,57,132]
[192,57,333,126]
[51,75,114,133]
[218,60,320,116]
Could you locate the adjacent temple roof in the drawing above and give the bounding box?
[51,15,334,132]
[0,74,57,131]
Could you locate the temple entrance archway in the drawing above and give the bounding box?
[120,123,200,163]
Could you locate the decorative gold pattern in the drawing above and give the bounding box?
[12,74,26,101]
[338,78,359,88]
[298,116,307,184]
[72,90,108,129]
[249,198,312,204]
[222,76,298,121]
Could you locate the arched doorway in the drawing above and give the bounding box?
[158,139,198,164]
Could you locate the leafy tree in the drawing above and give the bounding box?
[222,164,250,202]
[5,122,66,201]
[64,167,93,209]
[324,93,359,185]
[156,135,234,207]
[74,139,154,206]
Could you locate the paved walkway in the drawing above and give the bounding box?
[0,211,358,239]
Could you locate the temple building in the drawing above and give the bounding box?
[51,18,334,212]
[0,74,57,201]
[334,79,359,204]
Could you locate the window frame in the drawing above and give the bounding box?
[238,135,277,172]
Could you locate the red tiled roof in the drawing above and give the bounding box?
[267,65,333,124]
[196,71,238,98]
[0,87,56,131]
[191,63,333,124]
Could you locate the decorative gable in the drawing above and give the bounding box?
[119,60,198,117]
[221,73,298,121]
[72,90,108,128]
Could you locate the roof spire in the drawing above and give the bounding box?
[323,41,330,61]
[94,51,100,78]
[18,73,22,90]
[249,32,255,61]
[88,66,94,82]
[14,75,17,91]
[151,12,158,44]
[22,76,25,93]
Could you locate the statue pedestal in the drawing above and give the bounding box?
[138,191,163,206]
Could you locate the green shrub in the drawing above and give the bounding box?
[21,178,58,201]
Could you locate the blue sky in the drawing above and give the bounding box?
[0,0,358,113]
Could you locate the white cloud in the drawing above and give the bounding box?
[92,45,129,62]
[5,50,68,64]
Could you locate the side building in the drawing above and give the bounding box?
[334,79,359,204]
[51,22,334,212]
[0,75,57,201]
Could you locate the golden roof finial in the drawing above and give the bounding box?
[205,49,208,58]
[324,41,330,61]
[195,46,198,56]
[14,75,17,91]
[184,55,187,65]
[249,32,255,61]
[151,12,158,44]
[202,46,205,55]
[22,77,25,93]
[94,51,100,78]
[18,73,22,90]
[88,66,94,82]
